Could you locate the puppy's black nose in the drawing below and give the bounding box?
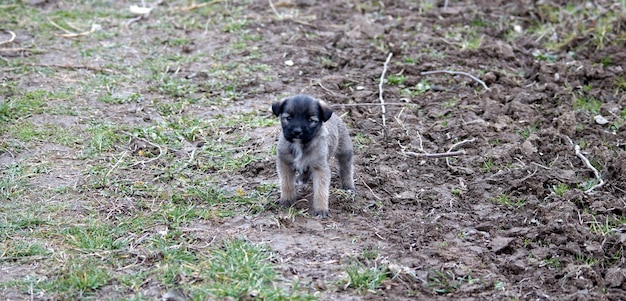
[292,127,302,135]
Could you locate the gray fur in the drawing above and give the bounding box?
[273,95,355,217]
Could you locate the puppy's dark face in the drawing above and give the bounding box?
[272,95,333,144]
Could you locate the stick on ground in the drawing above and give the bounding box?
[379,53,393,127]
[0,29,16,46]
[574,145,605,194]
[421,70,489,90]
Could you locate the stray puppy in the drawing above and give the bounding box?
[272,94,355,217]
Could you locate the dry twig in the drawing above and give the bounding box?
[574,145,604,194]
[176,0,222,12]
[333,102,412,107]
[379,53,393,127]
[24,63,114,73]
[445,137,477,167]
[421,70,489,90]
[123,132,166,167]
[269,0,282,19]
[0,29,16,46]
[563,135,605,194]
[48,18,100,38]
[404,150,466,158]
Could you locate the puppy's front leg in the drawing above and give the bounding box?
[277,159,297,207]
[311,164,331,217]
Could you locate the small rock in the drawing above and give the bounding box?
[488,236,514,253]
[284,60,294,66]
[520,140,537,157]
[594,115,609,125]
[605,267,625,288]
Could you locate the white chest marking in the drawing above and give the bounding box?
[291,140,306,174]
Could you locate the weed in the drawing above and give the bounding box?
[540,257,561,269]
[0,163,30,201]
[345,260,389,293]
[574,96,602,115]
[518,123,538,139]
[552,182,570,197]
[575,255,597,266]
[492,193,526,208]
[427,269,479,294]
[482,158,495,172]
[588,215,617,236]
[387,74,406,85]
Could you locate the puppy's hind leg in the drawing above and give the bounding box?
[277,159,297,207]
[337,150,355,191]
[311,165,331,218]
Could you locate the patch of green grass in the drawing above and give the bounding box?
[5,121,78,146]
[552,182,570,197]
[387,74,406,85]
[2,240,51,259]
[0,90,48,126]
[345,259,389,294]
[352,132,372,151]
[574,96,602,115]
[427,269,480,294]
[518,123,538,139]
[63,222,129,251]
[39,258,112,298]
[481,158,495,172]
[83,121,125,157]
[540,257,561,269]
[0,163,31,201]
[491,193,526,209]
[155,239,315,300]
[588,215,618,236]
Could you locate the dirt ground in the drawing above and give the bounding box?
[2,0,626,300]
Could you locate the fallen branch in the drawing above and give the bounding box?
[175,0,222,12]
[404,150,466,158]
[332,102,412,107]
[446,137,477,168]
[269,0,282,19]
[562,135,605,194]
[574,145,604,194]
[123,132,166,167]
[24,63,114,73]
[48,18,100,38]
[379,53,393,127]
[0,47,34,52]
[0,29,16,46]
[421,70,489,90]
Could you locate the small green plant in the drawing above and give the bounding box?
[552,182,570,197]
[588,215,617,236]
[540,257,561,269]
[518,123,538,139]
[573,96,602,115]
[482,159,495,172]
[427,269,479,294]
[386,74,406,85]
[345,260,389,293]
[492,193,526,208]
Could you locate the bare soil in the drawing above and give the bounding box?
[2,0,625,300]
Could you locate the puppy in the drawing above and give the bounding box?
[272,94,355,217]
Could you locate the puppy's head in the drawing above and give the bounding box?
[271,95,333,144]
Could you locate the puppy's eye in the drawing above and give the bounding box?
[308,118,317,123]
[283,116,292,121]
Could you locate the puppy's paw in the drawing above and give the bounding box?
[344,188,356,196]
[311,208,330,218]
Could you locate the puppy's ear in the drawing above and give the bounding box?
[271,99,286,117]
[318,100,333,122]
